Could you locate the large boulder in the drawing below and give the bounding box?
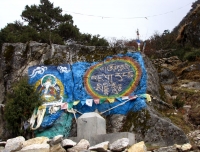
[0,42,189,147]
[122,107,188,147]
[159,68,177,85]
[128,141,147,152]
[3,136,25,152]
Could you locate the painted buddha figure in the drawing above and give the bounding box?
[39,75,61,103]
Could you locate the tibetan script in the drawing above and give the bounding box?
[84,57,142,98]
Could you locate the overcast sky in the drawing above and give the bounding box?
[0,0,195,41]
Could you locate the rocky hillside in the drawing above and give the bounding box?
[174,0,200,47]
[152,56,200,149]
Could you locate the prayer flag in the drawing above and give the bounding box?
[107,98,115,103]
[61,103,68,110]
[94,99,100,104]
[73,100,80,105]
[129,95,138,100]
[38,105,46,110]
[146,94,151,102]
[100,98,106,104]
[86,99,93,107]
[122,96,129,100]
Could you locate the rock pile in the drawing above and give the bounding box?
[0,135,147,152]
[152,56,182,68]
[187,130,200,149]
[153,143,193,152]
[0,135,197,152]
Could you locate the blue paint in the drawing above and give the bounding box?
[28,52,147,138]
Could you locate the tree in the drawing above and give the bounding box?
[4,77,42,136]
[0,21,39,50]
[0,0,108,46]
[21,0,73,32]
[21,0,79,43]
[79,34,109,46]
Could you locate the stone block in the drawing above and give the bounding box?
[70,132,135,146]
[69,112,135,146]
[77,112,106,140]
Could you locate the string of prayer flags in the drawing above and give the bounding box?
[107,98,115,103]
[73,100,80,105]
[94,99,100,104]
[86,99,93,107]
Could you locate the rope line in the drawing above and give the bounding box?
[100,99,131,114]
[63,2,192,20]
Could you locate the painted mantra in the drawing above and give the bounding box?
[84,57,142,99]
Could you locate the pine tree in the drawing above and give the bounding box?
[4,77,42,136]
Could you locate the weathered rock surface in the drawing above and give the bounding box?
[89,141,109,152]
[0,135,198,152]
[3,136,25,152]
[175,143,192,151]
[143,54,160,98]
[61,139,77,148]
[181,81,200,90]
[50,135,63,146]
[175,2,200,47]
[122,107,189,147]
[153,145,177,152]
[109,138,129,151]
[0,42,190,147]
[159,68,177,85]
[128,141,147,152]
[50,143,66,152]
[67,139,90,152]
[22,136,49,148]
[19,143,50,152]
[187,130,200,145]
[106,114,126,133]
[153,56,181,68]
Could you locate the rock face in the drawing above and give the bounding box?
[0,42,189,147]
[3,136,25,152]
[22,137,49,148]
[109,138,129,151]
[175,2,200,47]
[143,54,161,98]
[128,141,147,152]
[122,107,189,147]
[67,139,90,152]
[159,68,177,85]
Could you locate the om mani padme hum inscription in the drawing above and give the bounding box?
[84,57,142,99]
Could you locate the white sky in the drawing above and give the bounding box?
[0,0,195,41]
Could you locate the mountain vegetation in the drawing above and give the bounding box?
[0,0,109,50]
[4,77,42,136]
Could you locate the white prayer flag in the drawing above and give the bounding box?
[86,99,93,107]
[122,96,129,100]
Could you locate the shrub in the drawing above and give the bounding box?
[172,97,185,109]
[4,77,42,136]
[183,49,200,61]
